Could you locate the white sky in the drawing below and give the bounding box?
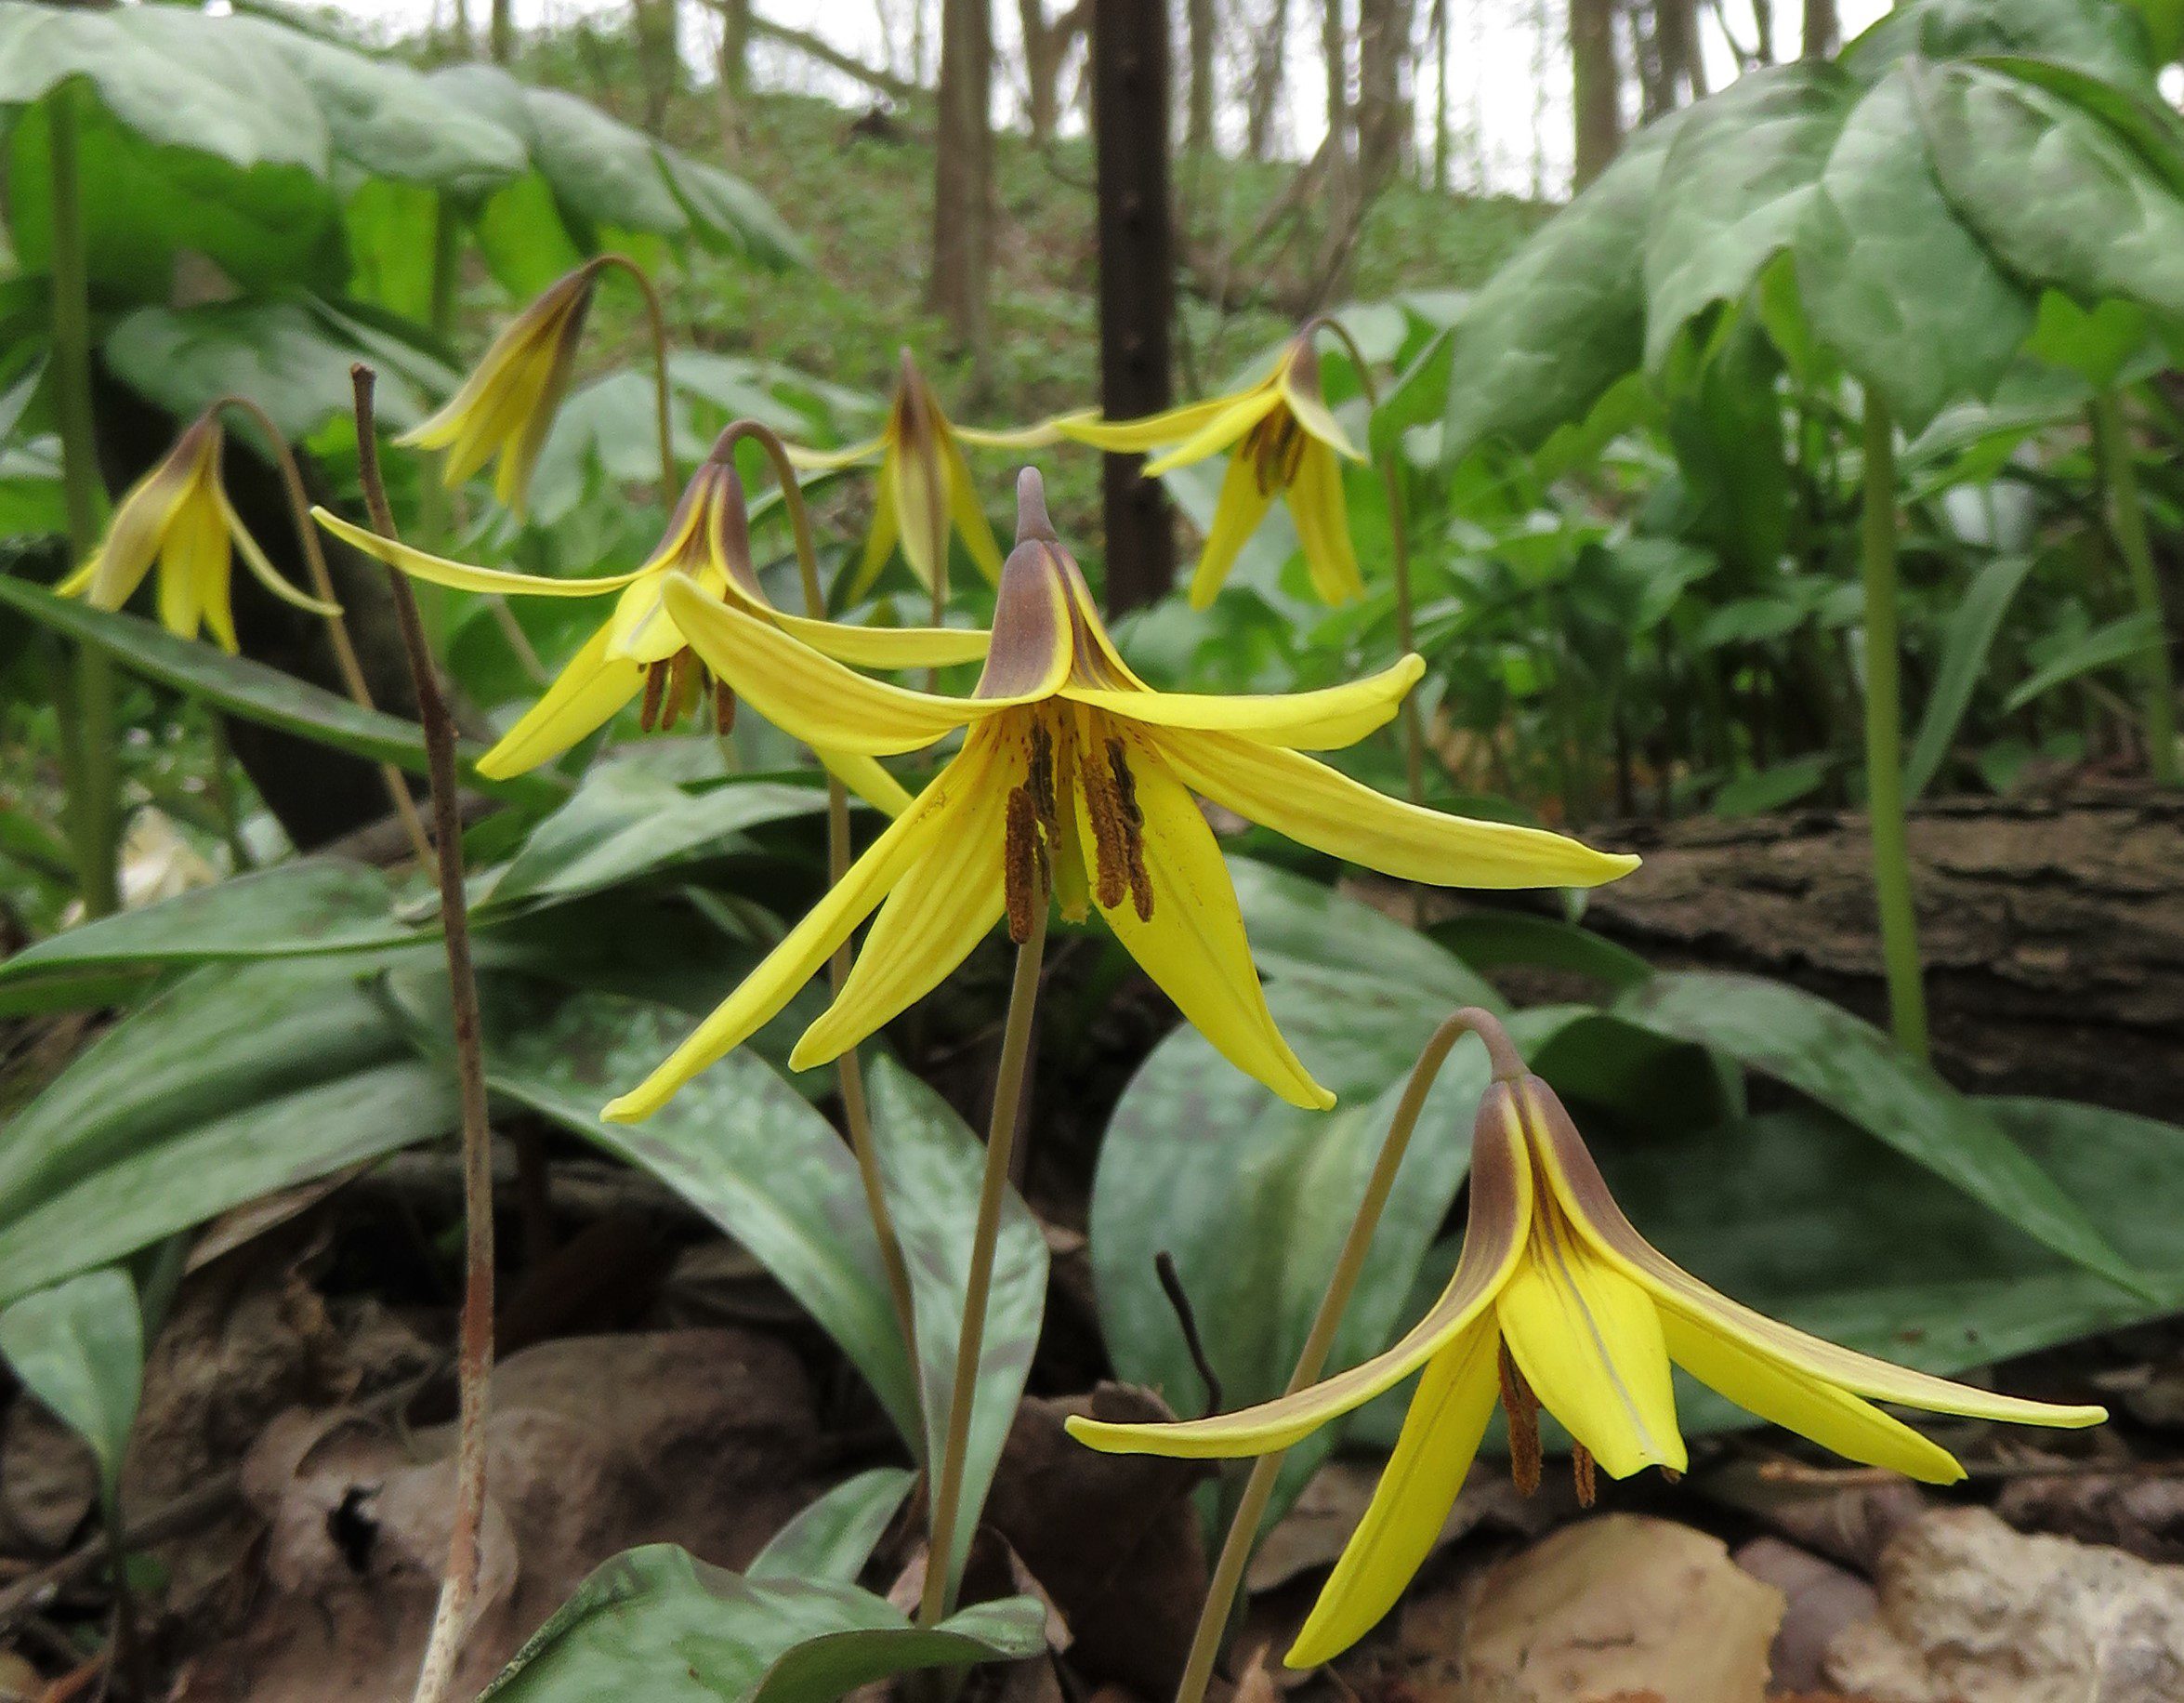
[326,0,1893,195]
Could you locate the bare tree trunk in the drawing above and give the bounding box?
[1802,0,1838,58]
[716,0,750,145]
[1320,0,1354,274]
[1429,0,1448,189]
[930,0,994,373]
[1751,0,1776,63]
[1090,0,1176,611]
[1020,0,1087,145]
[1244,0,1289,161]
[1355,0,1414,192]
[489,0,511,60]
[1571,0,1621,190]
[446,0,471,56]
[1185,0,1217,152]
[633,0,679,133]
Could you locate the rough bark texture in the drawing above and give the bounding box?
[930,0,995,367]
[1570,0,1621,189]
[1535,790,2184,1116]
[1244,0,1289,161]
[1090,0,1177,611]
[1355,0,1414,191]
[1802,0,1839,59]
[1020,0,1085,146]
[1185,0,1216,152]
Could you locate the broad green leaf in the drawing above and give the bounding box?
[1905,553,2039,799]
[480,1546,1045,1703]
[478,990,920,1444]
[1616,971,2138,1289]
[1643,62,1856,371]
[0,1058,455,1306]
[1226,855,1503,1013]
[1091,973,1486,1520]
[1440,112,1684,466]
[1713,752,1836,817]
[102,299,451,442]
[0,861,420,1003]
[0,577,562,809]
[0,1268,140,1492]
[1984,57,2184,198]
[2003,609,2163,713]
[1796,68,2035,435]
[484,768,828,911]
[0,951,432,1230]
[1427,912,1653,995]
[346,178,441,323]
[1660,313,1790,577]
[748,1467,914,1583]
[1919,59,2184,325]
[1852,0,2162,88]
[656,150,809,271]
[472,168,587,299]
[863,1058,1046,1592]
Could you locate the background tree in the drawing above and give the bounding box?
[1571,0,1622,187]
[1020,0,1087,146]
[1355,0,1414,191]
[1244,0,1289,160]
[1804,0,1839,59]
[1186,0,1217,152]
[931,0,996,371]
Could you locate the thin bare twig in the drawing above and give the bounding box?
[349,364,496,1703]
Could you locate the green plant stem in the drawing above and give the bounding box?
[598,253,678,497]
[100,1487,147,1701]
[352,365,496,1703]
[1172,1008,1523,1703]
[2088,392,2180,786]
[917,901,1046,1628]
[717,419,921,1367]
[1380,444,1426,805]
[46,84,118,918]
[1858,395,1927,1063]
[418,195,461,550]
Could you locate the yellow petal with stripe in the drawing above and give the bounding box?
[1071,655,1417,751]
[1059,397,1242,454]
[942,429,1005,583]
[1280,368,1366,461]
[1143,389,1284,478]
[770,609,991,671]
[953,411,1096,450]
[474,622,646,779]
[158,502,218,640]
[1162,733,1640,889]
[1495,1202,1686,1479]
[602,762,962,1122]
[844,471,902,604]
[223,495,340,616]
[1186,446,1277,608]
[1288,441,1366,604]
[817,747,915,818]
[314,509,646,599]
[1284,1324,1499,1670]
[785,435,886,472]
[888,440,950,593]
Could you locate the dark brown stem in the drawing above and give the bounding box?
[351,364,497,1703]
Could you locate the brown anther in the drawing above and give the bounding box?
[1026,722,1060,836]
[660,648,696,732]
[1105,738,1154,921]
[1659,1467,1683,1485]
[1572,1444,1597,1508]
[713,680,737,736]
[1247,413,1308,495]
[638,660,669,733]
[1084,748,1131,912]
[1498,1343,1542,1498]
[1004,786,1046,944]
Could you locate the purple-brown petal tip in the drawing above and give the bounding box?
[1015,467,1056,543]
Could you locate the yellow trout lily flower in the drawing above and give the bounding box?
[314,442,989,804]
[792,349,1093,603]
[1065,326,1365,608]
[1068,1048,2107,1670]
[601,469,1634,1124]
[58,414,338,653]
[399,259,602,518]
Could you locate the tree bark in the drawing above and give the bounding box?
[1020,0,1087,146]
[1427,791,2184,1119]
[930,0,995,371]
[1354,0,1413,192]
[715,0,750,146]
[1090,0,1177,612]
[632,0,679,133]
[1185,0,1217,152]
[1428,0,1448,189]
[1244,0,1289,161]
[1802,0,1838,59]
[1570,0,1621,190]
[489,0,511,61]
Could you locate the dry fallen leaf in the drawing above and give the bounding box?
[1459,1515,1783,1703]
[1734,1538,1878,1696]
[1825,1506,2184,1703]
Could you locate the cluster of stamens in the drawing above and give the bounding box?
[1244,408,1309,495]
[1003,719,1155,944]
[1084,735,1154,921]
[1498,1343,1597,1509]
[638,648,736,736]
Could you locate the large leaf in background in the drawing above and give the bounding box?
[1616,972,2138,1289]
[1642,62,1853,370]
[1905,553,2039,799]
[1919,59,2184,325]
[231,16,524,194]
[482,768,828,912]
[101,299,453,442]
[479,1547,1044,1703]
[1850,0,2160,88]
[1439,112,1682,466]
[478,989,920,1444]
[0,1268,140,1494]
[1225,856,1502,1014]
[0,6,340,298]
[2004,609,2163,713]
[1796,67,2036,435]
[863,1058,1046,1592]
[747,1467,914,1584]
[0,577,562,809]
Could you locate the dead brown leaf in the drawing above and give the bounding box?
[1997,1468,2184,1563]
[1734,1538,1878,1696]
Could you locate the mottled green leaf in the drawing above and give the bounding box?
[749,1467,914,1584]
[1905,553,2039,799]
[0,1268,140,1492]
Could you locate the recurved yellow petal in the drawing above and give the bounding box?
[888,440,950,593]
[223,495,340,617]
[313,508,647,599]
[158,501,217,640]
[1287,441,1366,604]
[602,769,960,1122]
[1072,654,1419,751]
[1143,389,1285,478]
[844,472,903,604]
[952,411,1097,449]
[941,429,1005,583]
[1059,397,1242,454]
[770,609,991,671]
[474,622,646,779]
[784,435,887,472]
[1162,733,1641,889]
[1280,369,1366,461]
[1495,1203,1686,1480]
[1284,1324,1499,1670]
[1186,446,1278,608]
[816,747,916,818]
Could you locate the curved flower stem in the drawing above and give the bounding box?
[918,901,1048,1627]
[352,365,496,1703]
[715,420,921,1373]
[596,253,678,499]
[1858,395,1927,1063]
[1172,1007,1523,1703]
[212,393,435,870]
[1308,316,1426,804]
[2088,392,2180,786]
[46,83,119,918]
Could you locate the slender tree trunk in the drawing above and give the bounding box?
[447,0,471,56]
[1186,0,1217,152]
[633,0,679,133]
[1571,0,1621,190]
[1429,0,1449,189]
[1020,0,1087,146]
[1751,0,1776,63]
[1355,0,1414,192]
[1321,0,1354,273]
[489,0,512,60]
[1244,0,1289,160]
[930,0,995,372]
[1802,0,1838,59]
[716,0,751,145]
[1090,0,1176,611]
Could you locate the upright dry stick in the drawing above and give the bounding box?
[350,365,498,1703]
